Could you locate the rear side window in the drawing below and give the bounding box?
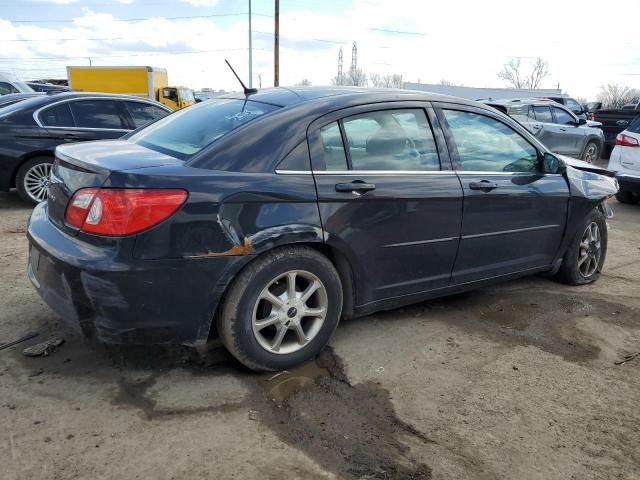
[319,122,348,170]
[70,100,126,129]
[125,101,169,128]
[552,107,575,125]
[40,103,74,127]
[443,110,538,173]
[508,104,535,120]
[129,99,279,159]
[533,106,552,123]
[0,82,19,95]
[342,109,439,171]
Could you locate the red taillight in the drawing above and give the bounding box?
[65,188,188,236]
[615,133,639,147]
[588,113,595,121]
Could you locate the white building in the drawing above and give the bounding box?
[403,82,563,101]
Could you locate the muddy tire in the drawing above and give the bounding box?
[555,208,607,285]
[582,141,600,164]
[217,246,343,372]
[615,190,638,204]
[16,157,53,206]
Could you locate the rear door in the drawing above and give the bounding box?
[309,102,463,305]
[551,106,585,156]
[435,104,569,284]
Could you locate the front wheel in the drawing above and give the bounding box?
[582,141,600,164]
[615,190,638,204]
[217,246,343,371]
[555,208,607,285]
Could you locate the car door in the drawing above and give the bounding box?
[529,105,563,151]
[551,106,585,156]
[309,103,463,305]
[435,104,569,284]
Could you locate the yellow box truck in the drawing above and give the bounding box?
[66,66,195,110]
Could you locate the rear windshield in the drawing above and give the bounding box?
[129,99,280,159]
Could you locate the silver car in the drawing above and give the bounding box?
[488,99,605,163]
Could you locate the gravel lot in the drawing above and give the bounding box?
[1,190,639,480]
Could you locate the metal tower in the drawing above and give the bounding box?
[351,41,357,74]
[338,47,343,80]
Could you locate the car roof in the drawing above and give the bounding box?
[486,97,565,108]
[217,86,480,109]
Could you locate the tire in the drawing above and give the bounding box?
[554,208,607,286]
[615,189,638,204]
[16,157,53,206]
[582,141,600,164]
[217,246,343,371]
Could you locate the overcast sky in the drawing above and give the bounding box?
[2,0,639,99]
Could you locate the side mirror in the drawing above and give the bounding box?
[542,152,566,174]
[578,118,587,126]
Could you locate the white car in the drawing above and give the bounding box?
[607,118,640,204]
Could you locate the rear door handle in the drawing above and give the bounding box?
[335,181,376,194]
[469,181,498,191]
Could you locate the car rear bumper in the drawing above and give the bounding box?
[27,202,246,346]
[616,173,640,194]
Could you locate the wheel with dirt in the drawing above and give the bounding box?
[582,141,600,164]
[615,189,638,204]
[16,157,53,206]
[555,208,607,285]
[217,246,343,371]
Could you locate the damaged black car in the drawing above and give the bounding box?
[26,87,618,371]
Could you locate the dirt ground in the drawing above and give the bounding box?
[1,189,639,480]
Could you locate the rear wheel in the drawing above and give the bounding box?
[16,157,53,206]
[615,189,638,204]
[555,208,607,285]
[217,246,343,371]
[582,141,600,164]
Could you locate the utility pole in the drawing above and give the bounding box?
[248,0,253,88]
[88,57,93,66]
[258,73,262,88]
[274,0,279,86]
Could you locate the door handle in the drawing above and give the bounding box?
[469,181,498,191]
[335,181,376,194]
[559,127,567,131]
[532,124,542,130]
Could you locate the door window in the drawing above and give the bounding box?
[552,107,575,125]
[125,101,170,128]
[341,109,439,171]
[0,82,19,95]
[565,98,583,114]
[443,110,538,173]
[69,100,126,129]
[40,103,74,127]
[319,122,348,170]
[533,105,553,123]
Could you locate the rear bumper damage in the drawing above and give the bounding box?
[615,173,640,194]
[27,202,247,346]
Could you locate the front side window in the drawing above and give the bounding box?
[129,98,279,159]
[443,110,538,173]
[552,107,575,125]
[533,106,553,123]
[40,103,74,127]
[70,100,125,129]
[341,109,439,171]
[565,98,582,114]
[125,101,170,128]
[0,82,19,95]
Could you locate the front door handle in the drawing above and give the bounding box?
[469,180,498,192]
[335,181,376,194]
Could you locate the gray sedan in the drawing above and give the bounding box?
[487,99,605,163]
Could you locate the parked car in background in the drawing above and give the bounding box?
[486,98,604,163]
[0,92,45,108]
[26,82,71,94]
[539,96,588,119]
[26,87,617,371]
[607,116,640,204]
[0,72,35,95]
[592,102,640,156]
[0,92,171,205]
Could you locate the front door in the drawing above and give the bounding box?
[309,103,463,306]
[435,105,569,285]
[550,106,585,156]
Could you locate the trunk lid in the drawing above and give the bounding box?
[47,140,183,234]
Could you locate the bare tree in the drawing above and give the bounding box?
[597,84,640,109]
[370,73,403,88]
[439,79,455,86]
[332,68,368,87]
[296,78,312,86]
[498,57,549,89]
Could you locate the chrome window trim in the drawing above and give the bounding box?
[275,169,312,175]
[33,96,171,129]
[276,169,561,176]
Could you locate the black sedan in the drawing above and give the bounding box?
[0,92,171,205]
[27,87,618,371]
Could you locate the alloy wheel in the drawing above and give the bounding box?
[578,222,601,278]
[583,144,598,164]
[23,163,52,203]
[252,270,328,355]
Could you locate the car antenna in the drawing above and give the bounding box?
[225,59,258,96]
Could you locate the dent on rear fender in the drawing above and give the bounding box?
[565,166,619,200]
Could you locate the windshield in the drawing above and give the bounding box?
[129,98,280,159]
[180,88,195,103]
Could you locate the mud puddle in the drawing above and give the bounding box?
[255,348,433,480]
